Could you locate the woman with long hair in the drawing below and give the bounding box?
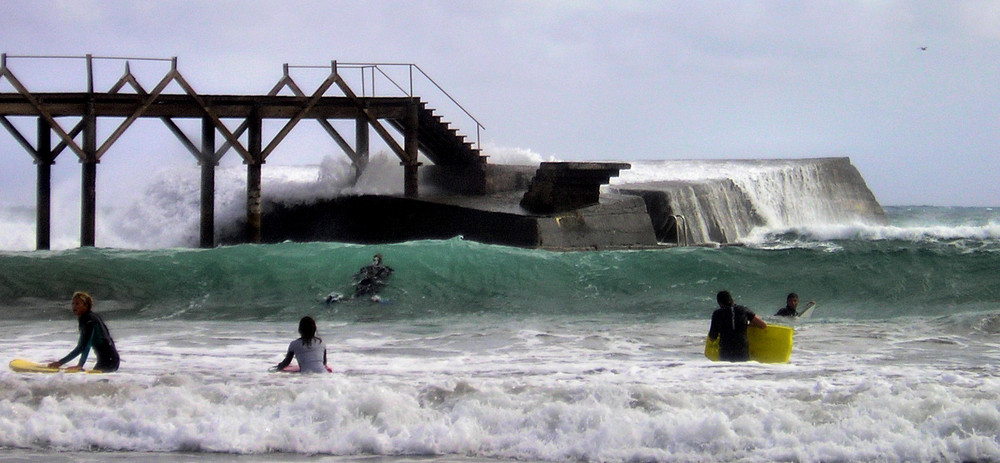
[273,316,328,373]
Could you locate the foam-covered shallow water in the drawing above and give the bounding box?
[2,312,1000,462]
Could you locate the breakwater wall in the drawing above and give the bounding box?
[612,157,888,245]
[226,157,886,249]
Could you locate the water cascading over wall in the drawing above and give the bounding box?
[612,158,888,245]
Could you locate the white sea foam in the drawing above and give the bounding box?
[615,159,874,229]
[0,208,36,251]
[480,142,555,165]
[2,318,999,462]
[743,222,1000,247]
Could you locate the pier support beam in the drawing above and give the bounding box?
[81,161,97,247]
[355,115,369,181]
[246,112,263,244]
[247,163,262,243]
[403,101,420,198]
[35,118,52,250]
[199,117,216,248]
[404,164,419,198]
[80,100,97,247]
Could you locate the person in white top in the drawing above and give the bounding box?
[273,316,328,373]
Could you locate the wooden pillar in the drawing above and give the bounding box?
[80,98,97,247]
[35,118,52,250]
[199,117,216,248]
[81,161,97,247]
[403,101,420,198]
[246,112,263,244]
[355,114,369,180]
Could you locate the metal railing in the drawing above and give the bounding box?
[288,61,485,150]
[1,53,175,93]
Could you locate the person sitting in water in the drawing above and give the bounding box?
[273,316,328,373]
[48,291,120,373]
[353,253,393,299]
[774,292,815,317]
[708,290,767,362]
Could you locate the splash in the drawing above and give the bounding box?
[613,158,887,244]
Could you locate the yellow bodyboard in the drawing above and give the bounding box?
[704,325,794,363]
[8,359,101,374]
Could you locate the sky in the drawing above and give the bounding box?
[1,1,998,207]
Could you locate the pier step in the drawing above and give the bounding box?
[387,102,485,166]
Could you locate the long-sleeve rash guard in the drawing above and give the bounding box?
[276,337,328,373]
[58,311,119,372]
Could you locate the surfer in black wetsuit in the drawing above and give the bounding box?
[353,253,394,300]
[708,290,767,362]
[775,292,815,317]
[49,291,120,372]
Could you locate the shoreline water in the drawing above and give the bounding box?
[0,452,526,463]
[3,312,999,462]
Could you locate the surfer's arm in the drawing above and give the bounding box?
[707,315,720,341]
[275,341,296,371]
[54,324,95,367]
[750,315,767,329]
[75,323,99,367]
[53,345,84,368]
[795,301,816,317]
[323,348,328,366]
[53,341,84,367]
[275,351,294,371]
[353,266,371,280]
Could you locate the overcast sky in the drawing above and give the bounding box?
[1,1,998,206]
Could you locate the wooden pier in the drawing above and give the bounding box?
[0,54,485,249]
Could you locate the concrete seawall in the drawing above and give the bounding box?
[223,157,887,249]
[231,190,658,250]
[613,157,888,245]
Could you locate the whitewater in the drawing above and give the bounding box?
[1,151,999,462]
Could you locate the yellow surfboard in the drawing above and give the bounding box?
[8,359,101,374]
[704,325,794,363]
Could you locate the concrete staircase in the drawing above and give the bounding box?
[387,101,485,166]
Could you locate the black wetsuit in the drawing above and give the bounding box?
[774,305,798,317]
[353,264,393,297]
[708,304,756,362]
[58,311,120,372]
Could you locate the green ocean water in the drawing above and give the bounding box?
[1,207,997,324]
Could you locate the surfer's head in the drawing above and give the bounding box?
[71,291,93,317]
[717,290,734,308]
[298,316,317,340]
[372,254,383,266]
[787,292,799,308]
